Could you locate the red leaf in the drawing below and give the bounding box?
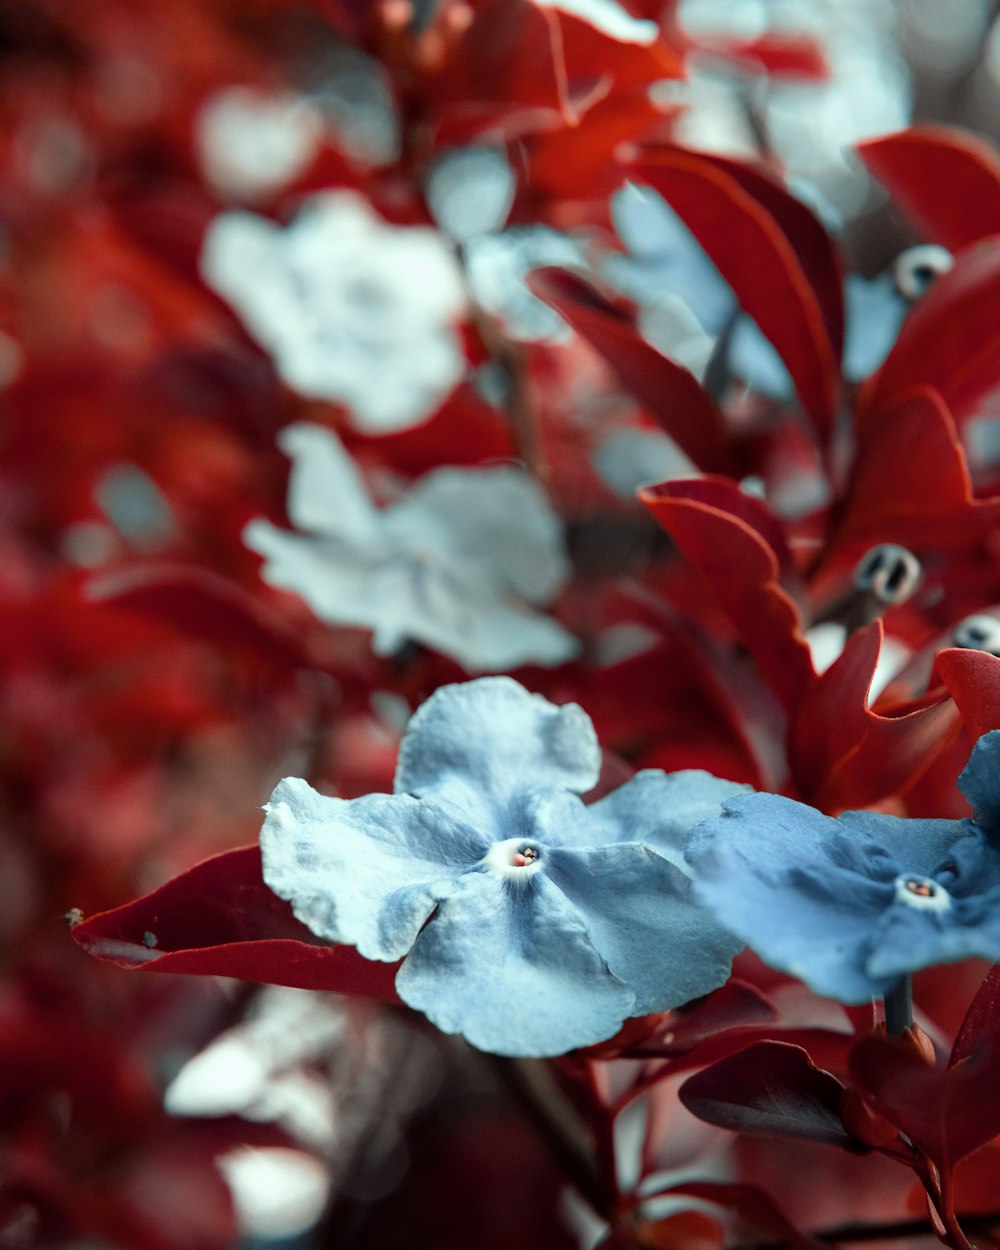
[640,478,815,714]
[528,269,734,471]
[694,154,844,364]
[642,981,779,1056]
[72,846,401,1001]
[849,1029,1000,1174]
[789,622,957,812]
[858,238,1000,429]
[87,565,314,672]
[691,34,830,80]
[835,387,1000,554]
[935,649,1000,742]
[858,125,1000,252]
[659,1181,828,1250]
[679,1041,853,1147]
[951,965,1000,1069]
[631,149,841,444]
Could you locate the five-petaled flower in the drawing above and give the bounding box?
[200,190,467,433]
[244,423,578,672]
[260,677,748,1056]
[688,730,1000,1004]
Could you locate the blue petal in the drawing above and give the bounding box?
[261,777,488,961]
[690,794,977,1002]
[689,795,896,1002]
[394,678,601,806]
[582,770,750,869]
[395,871,635,1056]
[957,730,1000,834]
[866,897,1000,981]
[546,843,742,1014]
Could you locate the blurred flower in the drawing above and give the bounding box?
[261,677,748,1055]
[244,423,578,671]
[689,731,1000,1002]
[200,192,467,432]
[196,86,323,201]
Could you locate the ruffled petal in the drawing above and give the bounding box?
[276,423,380,542]
[582,769,751,868]
[395,871,635,1056]
[689,793,974,1002]
[957,729,1000,834]
[546,843,742,1014]
[384,466,571,603]
[395,677,601,802]
[260,777,488,961]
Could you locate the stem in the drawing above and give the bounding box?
[883,975,913,1037]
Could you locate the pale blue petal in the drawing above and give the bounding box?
[276,423,380,542]
[957,730,1000,834]
[395,677,601,802]
[690,794,978,1002]
[260,777,487,961]
[242,523,388,626]
[583,770,751,870]
[546,844,742,1014]
[383,466,571,604]
[395,871,635,1056]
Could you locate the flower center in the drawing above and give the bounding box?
[893,874,951,912]
[484,838,543,881]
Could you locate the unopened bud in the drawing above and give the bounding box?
[840,1086,901,1150]
[952,612,1000,658]
[893,244,953,301]
[854,543,921,606]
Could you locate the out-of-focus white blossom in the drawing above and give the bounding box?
[196,87,323,200]
[201,192,467,433]
[427,147,516,243]
[464,227,586,342]
[244,424,578,671]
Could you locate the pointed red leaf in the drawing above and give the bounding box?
[640,478,815,713]
[528,268,734,472]
[660,1182,828,1250]
[695,154,844,363]
[859,125,1000,252]
[72,846,401,1001]
[849,1029,1000,1174]
[952,965,1000,1069]
[631,149,840,444]
[789,622,957,812]
[836,387,1000,553]
[679,1041,852,1147]
[935,649,1000,742]
[858,238,1000,429]
[88,565,314,672]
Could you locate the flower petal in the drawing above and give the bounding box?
[275,424,379,542]
[395,871,635,1056]
[260,777,488,961]
[384,466,571,604]
[957,730,1000,834]
[394,677,601,802]
[582,769,751,869]
[546,843,742,1014]
[690,794,976,1002]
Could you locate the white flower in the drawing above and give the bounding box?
[201,192,467,433]
[244,424,579,671]
[195,87,323,201]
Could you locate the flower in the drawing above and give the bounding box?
[260,677,748,1056]
[688,731,1000,1003]
[200,191,466,433]
[243,423,578,672]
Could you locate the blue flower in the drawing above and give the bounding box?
[244,424,578,673]
[260,677,748,1056]
[688,731,1000,1003]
